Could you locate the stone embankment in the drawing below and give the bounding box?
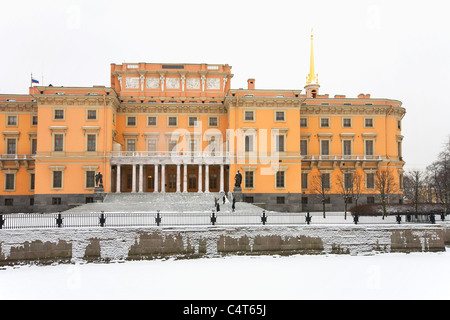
[1,224,448,266]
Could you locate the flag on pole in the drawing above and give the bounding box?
[31,73,39,86]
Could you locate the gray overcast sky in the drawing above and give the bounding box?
[0,0,449,170]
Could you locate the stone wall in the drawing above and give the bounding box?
[0,225,448,266]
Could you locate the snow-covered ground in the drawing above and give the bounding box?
[1,249,449,300]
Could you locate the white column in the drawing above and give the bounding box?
[198,164,203,193]
[132,164,137,193]
[183,164,188,193]
[116,165,121,193]
[161,164,166,193]
[205,164,209,193]
[176,164,181,193]
[154,164,159,193]
[220,164,225,193]
[138,164,144,193]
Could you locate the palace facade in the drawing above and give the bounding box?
[0,37,406,213]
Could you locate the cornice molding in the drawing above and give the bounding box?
[116,103,228,115]
[300,105,406,117]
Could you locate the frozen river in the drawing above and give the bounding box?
[1,248,449,300]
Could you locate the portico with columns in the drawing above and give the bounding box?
[110,155,230,194]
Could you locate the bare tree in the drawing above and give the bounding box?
[403,169,425,216]
[310,170,331,218]
[427,137,450,214]
[375,167,398,219]
[336,170,353,219]
[351,170,364,215]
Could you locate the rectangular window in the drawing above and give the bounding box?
[86,171,95,188]
[5,174,15,190]
[276,196,285,204]
[147,139,157,153]
[321,140,330,156]
[344,173,353,190]
[275,111,285,121]
[300,140,308,156]
[320,118,329,128]
[147,116,157,126]
[168,140,178,152]
[275,135,285,152]
[127,116,136,126]
[87,110,97,120]
[366,173,375,189]
[5,199,13,206]
[209,117,218,127]
[367,196,375,204]
[276,171,285,188]
[245,135,253,152]
[32,115,38,126]
[168,116,177,127]
[365,140,374,156]
[31,138,37,155]
[7,138,16,154]
[342,118,352,128]
[7,115,17,126]
[365,118,373,128]
[52,197,62,205]
[343,140,352,156]
[87,134,96,152]
[300,118,308,128]
[54,134,64,152]
[189,117,198,127]
[244,111,254,121]
[322,173,330,189]
[30,173,35,190]
[54,110,64,120]
[245,171,254,189]
[127,139,136,152]
[53,171,62,189]
[301,172,308,189]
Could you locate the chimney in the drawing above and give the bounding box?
[247,79,255,90]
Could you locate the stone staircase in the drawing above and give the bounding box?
[63,192,271,214]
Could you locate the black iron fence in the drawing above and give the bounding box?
[0,211,448,230]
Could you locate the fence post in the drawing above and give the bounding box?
[261,210,267,225]
[56,213,63,228]
[305,211,311,225]
[99,211,106,227]
[155,210,161,227]
[211,210,216,226]
[0,215,4,229]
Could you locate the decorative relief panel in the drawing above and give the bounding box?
[166,77,180,89]
[186,78,201,90]
[125,77,139,89]
[146,77,160,89]
[207,78,221,90]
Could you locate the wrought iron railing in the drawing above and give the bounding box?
[0,212,446,230]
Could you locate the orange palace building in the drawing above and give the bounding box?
[0,37,406,213]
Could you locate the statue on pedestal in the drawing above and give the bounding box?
[95,172,103,188]
[234,170,242,188]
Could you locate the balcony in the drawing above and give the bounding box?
[0,154,35,168]
[110,151,231,165]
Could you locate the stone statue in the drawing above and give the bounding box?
[95,172,103,188]
[234,170,242,188]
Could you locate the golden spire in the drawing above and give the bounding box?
[306,29,319,85]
